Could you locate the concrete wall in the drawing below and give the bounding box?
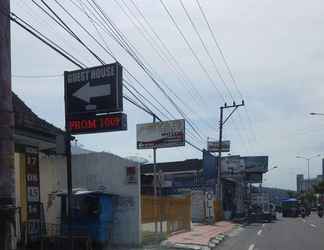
[39,154,67,224]
[72,152,141,246]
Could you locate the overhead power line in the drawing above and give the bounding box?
[9,9,204,152]
[159,0,226,103]
[179,0,235,102]
[12,74,62,78]
[80,0,206,142]
[195,0,257,143]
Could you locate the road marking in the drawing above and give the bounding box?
[257,230,262,236]
[302,219,306,223]
[262,223,265,227]
[248,243,255,250]
[310,224,317,228]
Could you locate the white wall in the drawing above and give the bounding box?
[72,152,141,246]
[39,154,67,224]
[191,190,205,222]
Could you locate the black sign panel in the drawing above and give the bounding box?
[68,112,127,135]
[25,147,41,241]
[65,63,123,116]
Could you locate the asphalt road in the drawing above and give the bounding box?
[218,213,324,250]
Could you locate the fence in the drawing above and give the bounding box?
[141,195,191,242]
[21,222,92,250]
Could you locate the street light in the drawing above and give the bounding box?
[268,165,278,172]
[296,154,321,192]
[310,112,324,116]
[261,166,278,190]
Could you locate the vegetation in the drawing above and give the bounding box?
[313,181,324,194]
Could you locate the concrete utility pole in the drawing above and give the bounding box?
[296,154,320,192]
[152,115,158,236]
[0,0,16,249]
[217,101,245,203]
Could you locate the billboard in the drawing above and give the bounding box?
[207,140,230,152]
[243,156,268,173]
[246,173,263,183]
[221,155,243,177]
[136,119,185,149]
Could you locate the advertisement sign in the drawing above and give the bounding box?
[68,112,127,135]
[246,173,263,183]
[65,63,123,116]
[126,166,138,184]
[207,140,230,152]
[221,155,243,177]
[243,156,268,173]
[136,119,185,149]
[25,147,41,241]
[203,150,217,180]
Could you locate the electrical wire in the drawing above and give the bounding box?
[81,0,206,142]
[195,0,257,143]
[116,0,217,132]
[9,9,204,152]
[58,0,206,143]
[179,0,235,102]
[159,0,226,103]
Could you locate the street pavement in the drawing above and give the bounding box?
[217,213,324,250]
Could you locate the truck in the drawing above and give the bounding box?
[249,192,273,222]
[281,198,299,217]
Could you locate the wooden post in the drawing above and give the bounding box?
[0,0,16,249]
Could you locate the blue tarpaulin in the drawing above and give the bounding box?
[203,150,218,181]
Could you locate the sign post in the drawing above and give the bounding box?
[64,62,125,246]
[136,119,185,237]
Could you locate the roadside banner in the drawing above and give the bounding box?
[207,140,230,152]
[136,119,185,149]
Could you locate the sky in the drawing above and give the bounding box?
[10,0,324,190]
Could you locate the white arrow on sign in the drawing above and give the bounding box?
[73,82,111,103]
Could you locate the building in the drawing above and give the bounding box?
[296,174,304,193]
[296,174,323,193]
[11,93,66,247]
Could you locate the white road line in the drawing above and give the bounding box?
[310,224,317,228]
[248,243,255,250]
[257,230,262,236]
[302,219,306,223]
[262,223,265,227]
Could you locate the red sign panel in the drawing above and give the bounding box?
[68,113,127,135]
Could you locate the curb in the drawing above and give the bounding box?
[209,234,226,249]
[160,234,227,250]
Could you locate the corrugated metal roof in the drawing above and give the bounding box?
[141,159,202,174]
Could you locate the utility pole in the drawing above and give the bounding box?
[217,101,245,204]
[0,0,16,249]
[153,115,158,236]
[307,159,310,192]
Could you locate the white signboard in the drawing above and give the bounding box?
[136,119,185,149]
[207,140,230,152]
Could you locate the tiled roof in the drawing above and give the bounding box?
[13,92,64,137]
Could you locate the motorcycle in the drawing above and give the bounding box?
[300,208,306,218]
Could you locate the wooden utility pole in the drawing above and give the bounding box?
[0,0,16,249]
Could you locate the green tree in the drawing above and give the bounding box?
[313,181,324,194]
[287,190,297,198]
